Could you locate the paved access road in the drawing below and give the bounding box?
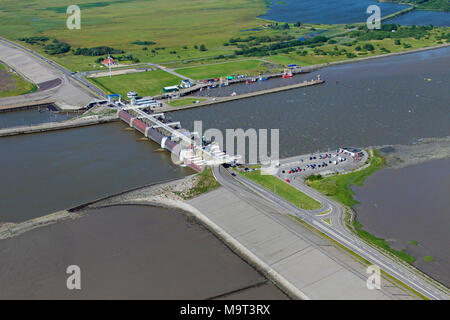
[212,164,450,300]
[0,37,101,109]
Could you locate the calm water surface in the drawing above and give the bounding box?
[173,47,450,158]
[386,10,450,27]
[0,122,192,223]
[261,0,408,24]
[353,158,450,286]
[0,108,75,128]
[0,205,288,299]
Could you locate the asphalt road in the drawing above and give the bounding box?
[0,37,104,107]
[212,164,450,300]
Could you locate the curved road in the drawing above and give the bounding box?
[212,165,450,300]
[0,37,104,108]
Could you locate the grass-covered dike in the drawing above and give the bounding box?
[175,168,220,200]
[307,150,417,264]
[240,169,322,210]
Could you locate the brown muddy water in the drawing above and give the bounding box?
[0,47,449,297]
[0,122,193,223]
[353,158,450,286]
[0,205,288,300]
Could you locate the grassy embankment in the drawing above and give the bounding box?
[307,150,416,264]
[175,168,220,200]
[239,169,321,211]
[0,62,37,97]
[89,69,181,97]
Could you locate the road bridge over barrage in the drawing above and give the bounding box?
[118,104,238,172]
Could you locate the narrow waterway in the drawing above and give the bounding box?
[0,122,192,223]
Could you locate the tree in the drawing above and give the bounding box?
[294,21,302,27]
[363,43,374,51]
[199,44,207,51]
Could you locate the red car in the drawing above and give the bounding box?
[286,179,291,183]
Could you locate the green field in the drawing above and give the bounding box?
[0,0,269,71]
[0,62,37,97]
[89,69,181,96]
[240,170,322,211]
[0,0,447,94]
[168,98,206,107]
[176,60,273,80]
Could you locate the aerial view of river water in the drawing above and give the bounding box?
[0,108,75,128]
[353,157,450,286]
[175,46,450,158]
[0,45,448,298]
[260,0,408,24]
[0,205,288,299]
[261,0,450,26]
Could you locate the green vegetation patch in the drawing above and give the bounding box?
[240,170,321,210]
[74,46,124,56]
[176,168,220,200]
[307,150,385,207]
[0,62,37,98]
[168,98,206,107]
[424,256,435,262]
[354,220,416,264]
[388,0,450,11]
[308,150,417,264]
[89,69,181,97]
[408,240,419,246]
[176,60,269,80]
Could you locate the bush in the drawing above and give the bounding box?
[307,174,323,181]
[363,43,375,51]
[131,40,156,46]
[74,46,124,56]
[44,40,71,55]
[19,36,49,44]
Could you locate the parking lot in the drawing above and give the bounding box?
[277,149,368,181]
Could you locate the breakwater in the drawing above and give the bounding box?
[0,115,118,137]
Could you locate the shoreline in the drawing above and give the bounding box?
[300,42,450,73]
[164,43,449,113]
[2,145,449,298]
[0,173,306,300]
